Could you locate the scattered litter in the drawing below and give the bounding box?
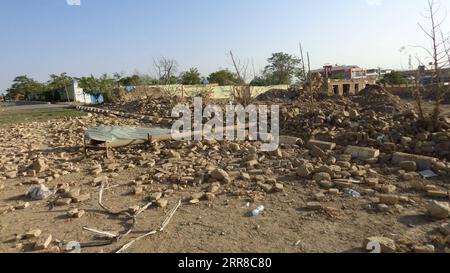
[350,178,362,184]
[27,185,52,200]
[250,205,265,217]
[241,202,250,209]
[65,241,81,253]
[420,170,438,178]
[346,189,361,198]
[377,135,389,143]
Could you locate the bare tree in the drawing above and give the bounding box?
[229,50,252,105]
[299,42,307,81]
[413,0,450,131]
[229,50,249,84]
[153,57,179,85]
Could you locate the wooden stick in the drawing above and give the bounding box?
[98,182,128,215]
[82,227,118,239]
[115,200,182,253]
[160,200,182,231]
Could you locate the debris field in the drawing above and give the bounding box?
[0,86,450,253]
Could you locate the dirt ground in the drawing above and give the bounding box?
[0,99,449,253]
[402,99,450,118]
[0,158,448,253]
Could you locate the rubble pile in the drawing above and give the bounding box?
[0,86,450,253]
[103,95,184,118]
[354,85,408,113]
[277,91,450,161]
[113,86,164,102]
[255,88,301,102]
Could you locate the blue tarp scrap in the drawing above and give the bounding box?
[126,86,135,92]
[91,94,104,104]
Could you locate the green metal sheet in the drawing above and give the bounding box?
[85,126,172,143]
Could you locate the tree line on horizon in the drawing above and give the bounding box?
[4,52,304,102]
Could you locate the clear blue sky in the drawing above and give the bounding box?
[0,0,447,93]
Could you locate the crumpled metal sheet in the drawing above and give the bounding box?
[84,126,171,143]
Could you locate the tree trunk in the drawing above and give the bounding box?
[65,85,71,103]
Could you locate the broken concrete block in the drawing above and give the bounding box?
[313,172,331,183]
[315,192,326,201]
[15,202,30,210]
[25,229,42,239]
[191,192,205,200]
[272,183,284,192]
[72,193,90,203]
[379,194,399,205]
[210,168,231,183]
[307,140,336,151]
[34,234,52,250]
[365,178,379,187]
[345,146,380,160]
[413,245,435,253]
[306,202,322,210]
[328,188,340,195]
[156,198,168,208]
[257,182,273,193]
[209,182,221,193]
[5,171,17,179]
[189,199,200,204]
[377,204,390,212]
[438,223,450,236]
[310,145,326,158]
[427,201,450,219]
[399,161,417,172]
[204,192,215,200]
[168,150,181,159]
[54,198,72,206]
[427,190,449,198]
[380,184,396,194]
[296,163,314,178]
[132,186,144,196]
[363,236,396,253]
[67,208,85,218]
[149,192,162,202]
[392,152,438,171]
[280,136,303,145]
[318,180,334,189]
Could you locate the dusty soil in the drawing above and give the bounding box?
[0,95,449,253]
[0,159,448,253]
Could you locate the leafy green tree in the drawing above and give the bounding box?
[180,68,202,85]
[250,76,267,86]
[5,75,45,100]
[381,71,407,85]
[139,74,159,85]
[166,75,180,85]
[47,73,73,102]
[263,52,301,85]
[207,69,239,86]
[118,75,142,86]
[78,74,115,103]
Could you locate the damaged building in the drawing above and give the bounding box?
[312,65,376,96]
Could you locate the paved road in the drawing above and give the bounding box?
[0,102,72,112]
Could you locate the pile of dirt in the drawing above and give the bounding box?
[387,87,416,100]
[387,85,450,105]
[256,88,301,102]
[354,85,407,113]
[424,87,450,104]
[104,95,185,118]
[114,86,164,102]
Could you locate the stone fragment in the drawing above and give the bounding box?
[363,236,396,253]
